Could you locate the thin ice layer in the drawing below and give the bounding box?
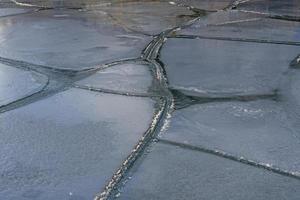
[0,9,151,70]
[97,1,195,35]
[0,8,33,17]
[171,0,234,10]
[161,99,300,173]
[119,142,300,200]
[76,63,153,94]
[177,11,300,43]
[0,63,48,106]
[0,88,155,200]
[161,38,300,96]
[236,0,300,18]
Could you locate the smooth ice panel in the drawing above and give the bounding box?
[0,63,48,106]
[161,38,300,96]
[237,0,300,18]
[178,11,300,43]
[161,99,300,173]
[0,9,151,70]
[0,88,156,200]
[76,63,153,94]
[0,8,32,17]
[119,142,300,200]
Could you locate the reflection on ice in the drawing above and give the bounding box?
[0,8,32,17]
[0,1,300,199]
[76,62,153,95]
[0,63,48,107]
[0,88,155,200]
[0,9,151,70]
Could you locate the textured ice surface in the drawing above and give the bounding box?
[177,11,300,43]
[236,0,300,18]
[119,142,300,200]
[0,9,151,70]
[0,0,103,8]
[179,10,261,26]
[0,88,155,200]
[161,98,300,173]
[1,1,300,199]
[280,68,300,144]
[171,0,234,10]
[0,0,234,11]
[161,38,300,96]
[97,1,195,35]
[76,63,153,94]
[0,63,48,106]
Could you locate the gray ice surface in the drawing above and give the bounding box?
[0,9,151,70]
[76,63,153,94]
[171,0,234,10]
[0,0,103,8]
[161,99,300,173]
[96,1,195,35]
[0,63,48,106]
[177,11,300,43]
[161,38,300,96]
[236,0,300,18]
[0,8,32,17]
[0,88,155,200]
[1,1,300,199]
[0,0,233,11]
[118,142,300,200]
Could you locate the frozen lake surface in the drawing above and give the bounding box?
[0,0,300,200]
